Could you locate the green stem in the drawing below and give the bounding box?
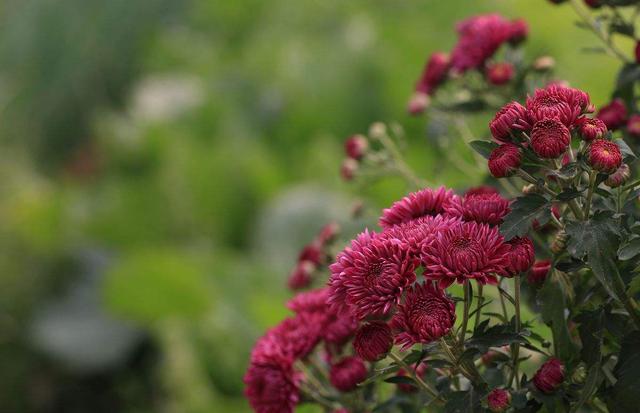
[389,352,441,401]
[508,275,522,389]
[375,133,425,189]
[611,270,640,330]
[474,283,484,331]
[584,170,597,220]
[498,281,509,323]
[569,0,631,63]
[459,280,472,344]
[621,177,640,192]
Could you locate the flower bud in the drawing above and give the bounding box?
[407,91,430,115]
[369,122,387,140]
[551,230,568,254]
[627,114,640,137]
[353,322,393,362]
[505,237,535,276]
[508,18,529,45]
[344,134,368,160]
[597,99,628,130]
[587,139,622,173]
[528,260,551,285]
[487,388,511,412]
[533,358,565,394]
[329,357,367,392]
[485,62,514,86]
[575,117,607,141]
[340,158,359,181]
[584,0,601,8]
[606,164,631,188]
[490,102,527,143]
[572,364,588,384]
[531,119,571,159]
[317,222,340,246]
[532,56,555,71]
[522,184,539,195]
[287,260,316,290]
[488,143,522,178]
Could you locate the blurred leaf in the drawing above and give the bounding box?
[607,331,640,412]
[539,270,576,362]
[500,194,551,240]
[468,140,498,160]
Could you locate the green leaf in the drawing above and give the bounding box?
[383,376,416,386]
[607,331,640,412]
[466,324,529,353]
[571,364,603,413]
[468,140,498,159]
[556,188,582,201]
[538,270,576,362]
[445,390,482,413]
[549,162,579,180]
[615,138,636,161]
[576,309,604,367]
[618,235,640,260]
[500,194,551,240]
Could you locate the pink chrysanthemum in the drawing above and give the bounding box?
[244,359,300,413]
[287,288,329,314]
[487,388,511,412]
[421,221,510,288]
[531,119,571,159]
[533,358,565,394]
[328,231,418,319]
[415,52,450,95]
[597,98,628,130]
[465,185,500,197]
[391,282,456,348]
[267,314,324,360]
[353,321,393,361]
[445,192,511,226]
[379,187,457,229]
[323,312,359,346]
[588,139,622,173]
[575,117,607,141]
[451,14,514,72]
[490,102,528,143]
[329,357,368,392]
[381,215,461,255]
[488,143,522,178]
[287,260,315,290]
[525,84,592,127]
[505,237,535,276]
[627,114,640,137]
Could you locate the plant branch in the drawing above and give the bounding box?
[584,170,597,219]
[389,352,441,401]
[459,280,472,343]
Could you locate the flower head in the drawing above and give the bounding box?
[588,139,622,173]
[329,357,368,392]
[465,185,500,197]
[445,192,511,226]
[287,260,315,290]
[486,62,514,86]
[488,143,522,178]
[379,187,457,229]
[381,215,461,255]
[526,84,592,127]
[531,118,571,159]
[508,18,528,44]
[505,237,535,276]
[353,321,393,361]
[244,359,300,413]
[487,388,511,412]
[606,163,631,188]
[490,102,527,143]
[533,358,565,393]
[597,99,627,130]
[451,14,514,72]
[391,282,456,348]
[576,117,607,141]
[528,260,551,285]
[421,221,510,288]
[344,134,368,160]
[287,288,329,314]
[407,92,430,115]
[328,232,418,319]
[415,52,450,95]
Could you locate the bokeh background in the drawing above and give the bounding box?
[0,0,624,412]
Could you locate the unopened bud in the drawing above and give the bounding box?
[605,163,631,188]
[344,134,368,160]
[407,92,430,115]
[340,158,358,181]
[551,230,568,254]
[369,122,387,140]
[533,56,555,72]
[571,364,587,384]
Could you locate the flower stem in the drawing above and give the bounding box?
[374,132,425,189]
[569,0,631,63]
[507,275,522,389]
[584,170,597,219]
[621,177,640,192]
[498,280,509,323]
[389,352,441,401]
[611,269,640,330]
[459,280,472,344]
[474,283,484,331]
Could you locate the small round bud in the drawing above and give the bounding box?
[487,388,511,412]
[317,222,340,246]
[575,117,607,141]
[505,237,535,276]
[407,91,430,115]
[532,56,555,71]
[531,119,571,159]
[508,18,529,45]
[329,357,367,392]
[340,158,358,181]
[533,358,565,394]
[488,143,522,178]
[344,134,368,160]
[369,122,387,140]
[606,164,631,188]
[587,139,622,173]
[485,62,514,86]
[572,364,588,384]
[627,114,640,137]
[353,322,393,361]
[528,260,552,285]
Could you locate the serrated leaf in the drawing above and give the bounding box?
[468,140,498,159]
[565,211,619,258]
[500,194,551,240]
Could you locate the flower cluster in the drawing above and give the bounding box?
[408,13,528,114]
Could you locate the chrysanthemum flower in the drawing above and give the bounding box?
[525,84,592,127]
[328,232,418,319]
[587,139,622,173]
[344,134,368,160]
[605,163,631,188]
[527,260,551,285]
[244,358,300,413]
[421,221,510,288]
[490,102,527,142]
[287,288,329,314]
[531,119,571,159]
[533,358,565,394]
[487,388,511,412]
[391,282,456,348]
[488,143,522,178]
[597,99,627,130]
[353,321,393,361]
[268,314,324,360]
[465,185,500,197]
[505,237,535,276]
[508,18,528,44]
[575,117,607,141]
[381,215,461,255]
[329,357,368,392]
[451,14,514,72]
[445,192,510,226]
[379,187,457,229]
[486,62,514,86]
[415,52,450,95]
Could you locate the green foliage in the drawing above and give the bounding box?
[500,194,551,240]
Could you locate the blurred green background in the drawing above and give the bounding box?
[0,0,624,411]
